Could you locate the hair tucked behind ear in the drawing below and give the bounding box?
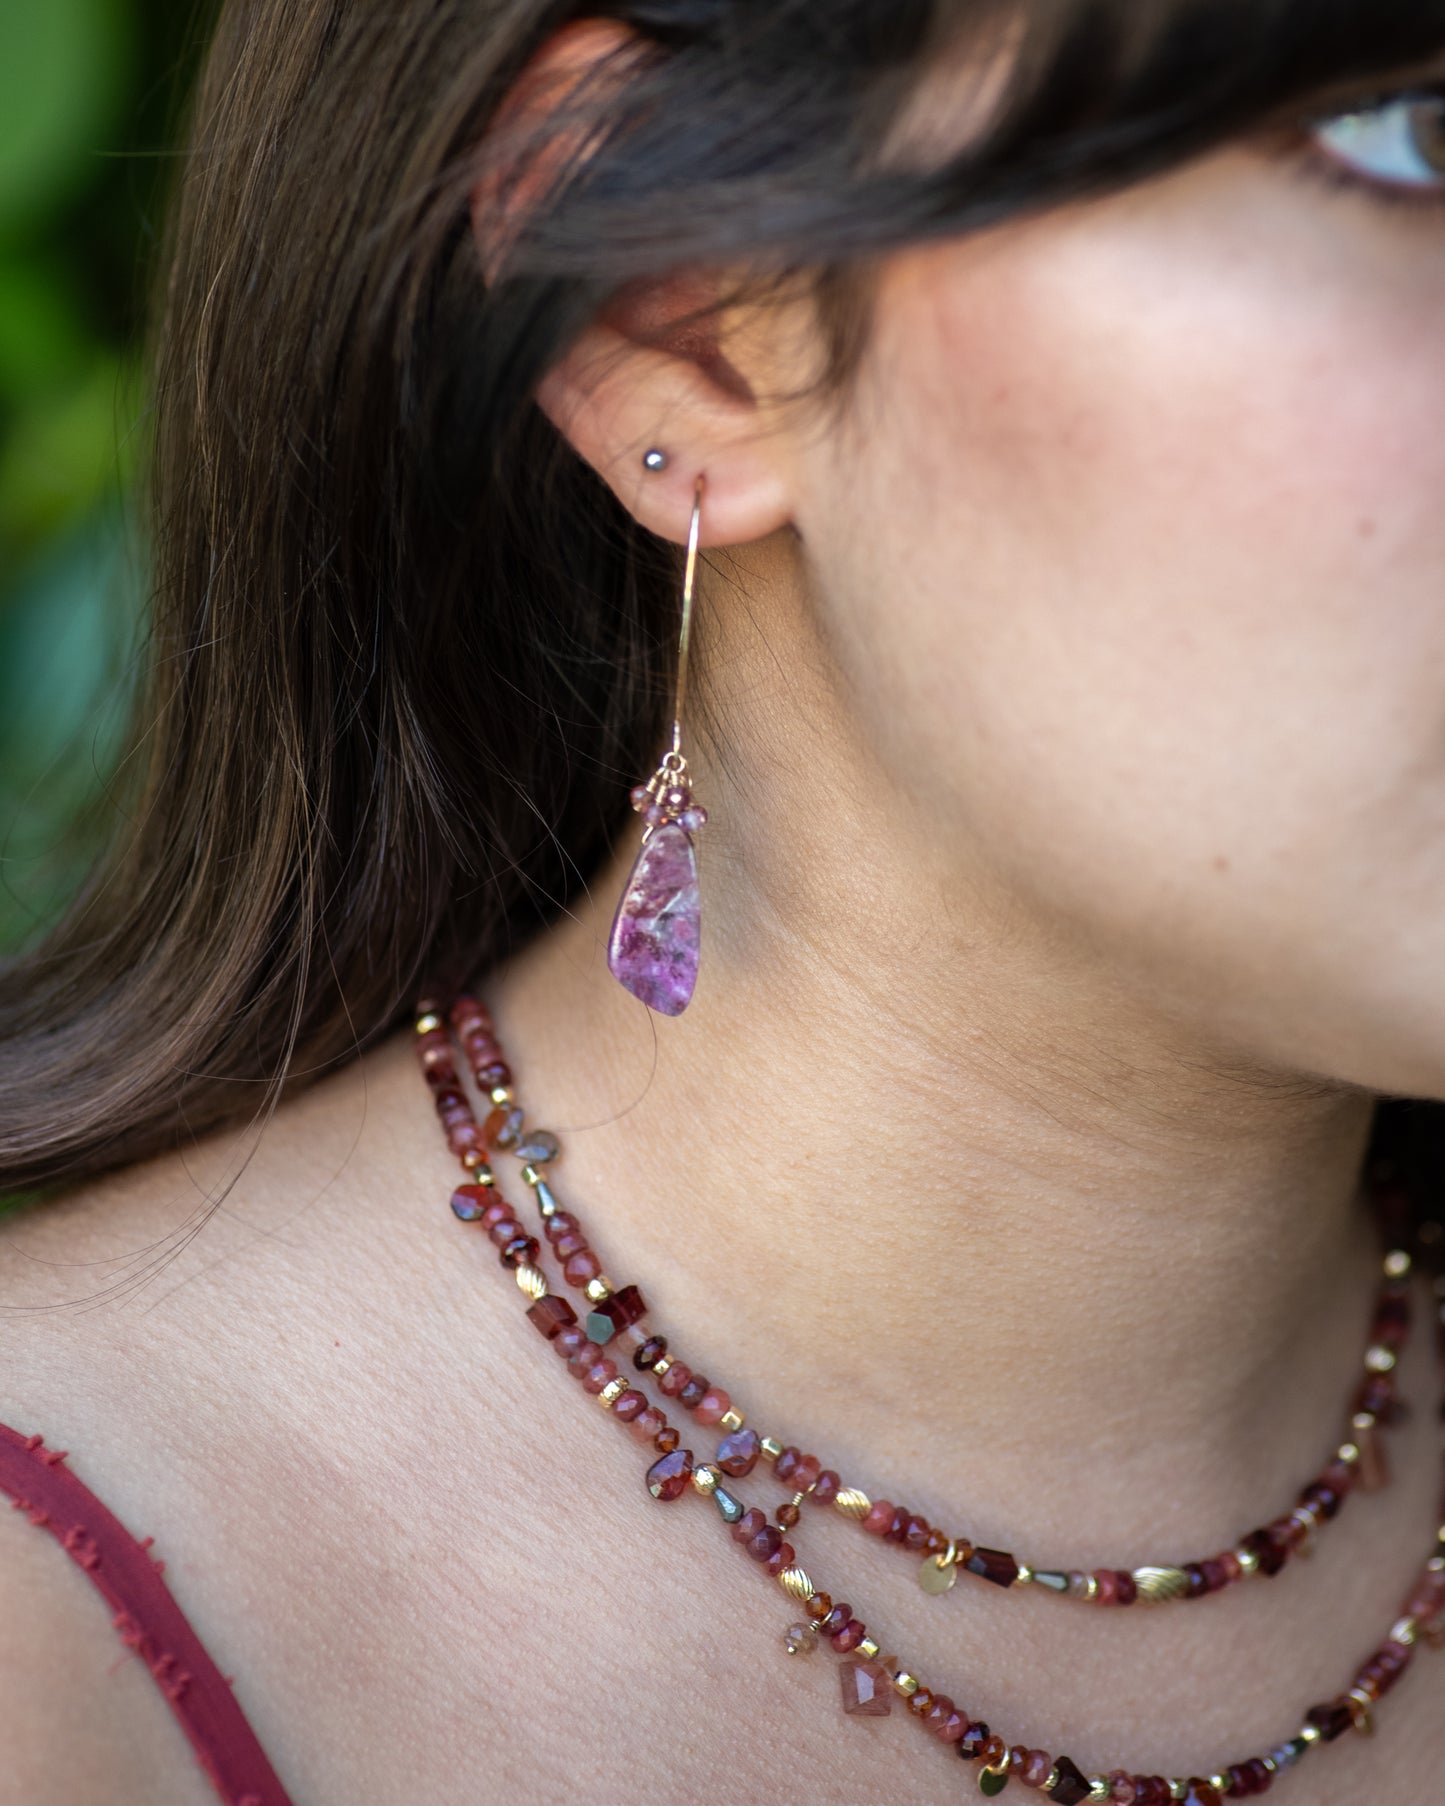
[3,0,1445,1200]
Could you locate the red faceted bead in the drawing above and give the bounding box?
[628,1406,666,1443]
[1093,1569,1118,1604]
[499,1234,539,1269]
[562,1248,602,1286]
[554,1324,589,1361]
[831,1618,865,1654]
[526,1294,577,1340]
[487,1217,522,1248]
[716,1428,761,1477]
[840,1659,891,1717]
[676,1374,709,1412]
[1107,1776,1137,1804]
[775,1446,801,1482]
[479,1199,513,1232]
[693,1386,731,1426]
[959,1723,991,1759]
[657,1361,692,1398]
[543,1210,580,1243]
[1226,1760,1273,1795]
[792,1454,822,1490]
[580,1356,619,1395]
[612,1388,648,1422]
[862,1499,895,1535]
[922,1694,955,1734]
[812,1469,841,1506]
[765,1541,795,1579]
[1114,1569,1137,1605]
[1306,1700,1352,1742]
[1020,1749,1052,1788]
[1182,1782,1221,1806]
[645,1448,693,1501]
[747,1524,784,1564]
[565,1339,603,1377]
[904,1514,932,1551]
[819,1603,852,1638]
[652,1425,680,1454]
[885,1506,910,1542]
[731,1508,767,1544]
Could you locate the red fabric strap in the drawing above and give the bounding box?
[0,1419,294,1806]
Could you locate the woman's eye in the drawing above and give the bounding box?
[1310,94,1445,193]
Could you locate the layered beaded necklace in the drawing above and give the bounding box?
[416,994,1445,1803]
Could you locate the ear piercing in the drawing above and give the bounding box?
[642,448,669,472]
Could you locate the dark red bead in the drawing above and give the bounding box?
[1373,1287,1412,1346]
[612,1388,648,1422]
[904,1514,932,1550]
[1240,1529,1287,1576]
[554,1324,589,1361]
[486,1217,523,1248]
[652,1425,680,1454]
[885,1506,911,1542]
[1226,1759,1273,1795]
[775,1446,801,1482]
[819,1602,852,1638]
[959,1722,991,1759]
[716,1428,761,1478]
[812,1469,841,1506]
[1181,1782,1221,1806]
[526,1294,577,1339]
[1297,1481,1342,1523]
[1048,1755,1091,1803]
[584,1283,648,1345]
[476,1060,511,1088]
[731,1508,766,1544]
[565,1339,604,1376]
[1135,1781,1172,1806]
[966,1547,1021,1588]
[543,1209,580,1241]
[633,1334,668,1371]
[831,1618,865,1654]
[746,1524,784,1564]
[677,1373,709,1411]
[499,1234,539,1269]
[550,1230,589,1261]
[1200,1557,1231,1593]
[645,1448,693,1501]
[1305,1700,1352,1742]
[1114,1569,1138,1605]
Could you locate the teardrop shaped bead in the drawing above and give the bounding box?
[606,821,701,1016]
[515,1131,560,1163]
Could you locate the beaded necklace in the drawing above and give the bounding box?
[415,994,1445,1804]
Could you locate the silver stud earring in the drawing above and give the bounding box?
[642,447,668,472]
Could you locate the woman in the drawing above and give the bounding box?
[2,0,1443,1799]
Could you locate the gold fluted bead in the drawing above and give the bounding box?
[1133,1565,1191,1602]
[415,1011,442,1035]
[489,1084,514,1105]
[718,1409,746,1434]
[779,1566,815,1602]
[833,1488,872,1520]
[760,1436,785,1461]
[514,1263,548,1301]
[692,1464,721,1493]
[597,1378,629,1409]
[858,1636,880,1660]
[585,1276,614,1303]
[1383,1248,1412,1279]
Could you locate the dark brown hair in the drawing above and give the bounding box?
[4,0,1445,1198]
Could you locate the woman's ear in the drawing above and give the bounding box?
[467,19,798,548]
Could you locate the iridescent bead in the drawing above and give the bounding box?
[543,1210,581,1242]
[499,1234,539,1269]
[554,1324,589,1361]
[448,1184,490,1222]
[676,1373,709,1412]
[633,1333,668,1371]
[514,1130,560,1163]
[784,1622,818,1656]
[565,1339,603,1377]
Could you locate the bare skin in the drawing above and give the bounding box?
[6,20,1445,1804]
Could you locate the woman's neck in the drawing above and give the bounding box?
[480,552,1383,1555]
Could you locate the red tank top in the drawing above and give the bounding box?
[0,1420,294,1805]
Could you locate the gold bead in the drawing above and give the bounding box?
[1133,1565,1191,1602]
[833,1488,872,1519]
[1209,1777,1230,1794]
[415,1011,443,1035]
[1015,1563,1034,1585]
[1044,1769,1059,1793]
[1365,1344,1397,1373]
[779,1566,815,1602]
[461,1154,494,1178]
[1089,1784,1111,1803]
[789,1491,808,1510]
[1337,1441,1361,1467]
[1389,1616,1418,1646]
[892,1670,920,1697]
[1428,1556,1445,1575]
[597,1377,628,1409]
[514,1263,548,1301]
[718,1409,746,1433]
[1298,1723,1322,1746]
[691,1465,721,1493]
[1170,1785,1188,1802]
[1352,1410,1377,1433]
[1083,1574,1100,1603]
[918,1554,958,1595]
[858,1636,880,1660]
[520,1163,541,1186]
[585,1277,614,1303]
[489,1084,514,1105]
[651,1355,674,1379]
[1288,1508,1318,1556]
[1383,1248,1412,1279]
[760,1436,785,1461]
[1235,1546,1261,1576]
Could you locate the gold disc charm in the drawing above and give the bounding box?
[919,1553,959,1595]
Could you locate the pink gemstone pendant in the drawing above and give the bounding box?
[607,818,701,1016]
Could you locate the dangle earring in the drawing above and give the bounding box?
[606,459,709,1016]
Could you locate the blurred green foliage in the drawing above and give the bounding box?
[0,0,203,954]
